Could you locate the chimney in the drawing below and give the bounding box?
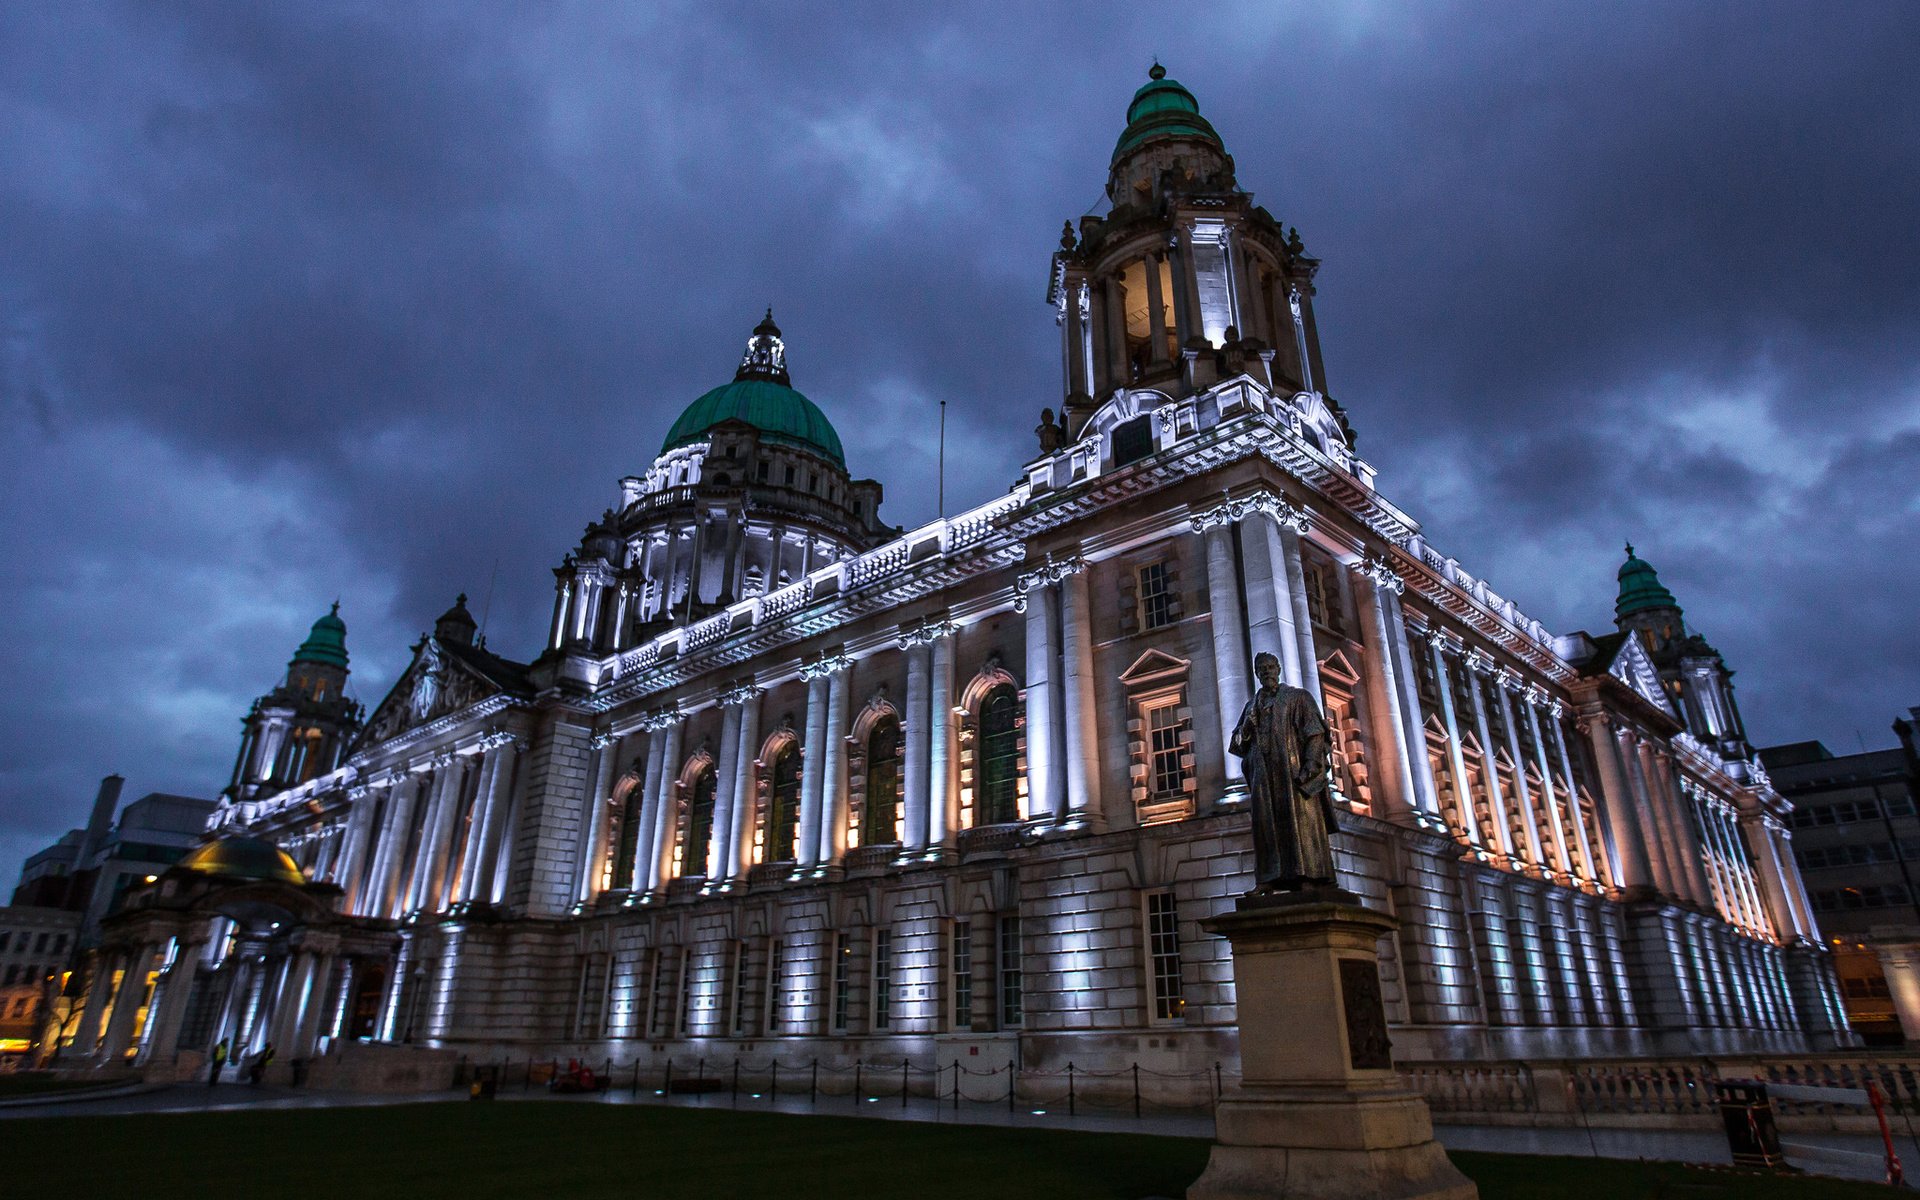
[75,774,124,869]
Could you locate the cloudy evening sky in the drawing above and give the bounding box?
[3,2,1917,875]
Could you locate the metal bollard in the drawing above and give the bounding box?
[1133,1062,1141,1119]
[902,1057,910,1109]
[1068,1062,1076,1117]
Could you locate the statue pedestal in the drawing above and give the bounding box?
[1188,891,1478,1200]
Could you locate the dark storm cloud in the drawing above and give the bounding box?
[2,1,1916,870]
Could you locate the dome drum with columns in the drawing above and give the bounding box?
[548,312,891,655]
[98,67,1851,1090]
[1047,64,1350,453]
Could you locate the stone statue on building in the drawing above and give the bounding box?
[1229,652,1338,892]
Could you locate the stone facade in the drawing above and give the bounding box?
[78,67,1850,1086]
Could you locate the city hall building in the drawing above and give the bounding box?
[73,69,1849,1085]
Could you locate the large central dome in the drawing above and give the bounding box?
[660,312,847,467]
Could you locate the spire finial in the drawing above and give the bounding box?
[1624,542,1635,558]
[1149,59,1166,81]
[330,599,340,616]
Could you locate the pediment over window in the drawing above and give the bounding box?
[1118,648,1190,687]
[1319,648,1361,684]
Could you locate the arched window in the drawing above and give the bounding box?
[978,685,1020,825]
[610,781,645,891]
[685,767,717,878]
[864,717,901,845]
[768,743,802,862]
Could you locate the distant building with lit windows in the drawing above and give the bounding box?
[1761,715,1920,1045]
[72,68,1848,1084]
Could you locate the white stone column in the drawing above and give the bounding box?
[1464,656,1517,862]
[1242,514,1302,688]
[1549,712,1602,887]
[1657,752,1720,909]
[1352,559,1423,826]
[817,661,853,867]
[1059,565,1102,831]
[629,724,666,893]
[903,638,932,854]
[928,629,958,854]
[1426,632,1482,850]
[797,669,832,870]
[725,687,762,883]
[1019,567,1064,822]
[575,734,621,905]
[1144,252,1170,367]
[470,737,524,907]
[367,772,424,919]
[1521,690,1574,880]
[708,699,743,881]
[1381,574,1444,831]
[1744,816,1813,941]
[1277,523,1322,701]
[1609,729,1675,897]
[1199,520,1249,800]
[416,753,472,914]
[549,578,571,650]
[645,717,685,892]
[1494,672,1547,871]
[334,782,384,911]
[401,759,454,915]
[453,746,501,904]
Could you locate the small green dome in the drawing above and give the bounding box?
[180,836,308,886]
[1615,544,1680,619]
[661,312,846,467]
[291,603,349,670]
[1112,64,1225,164]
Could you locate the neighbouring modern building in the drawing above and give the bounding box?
[0,907,80,1054]
[71,67,1849,1085]
[9,776,214,1058]
[1761,711,1920,1045]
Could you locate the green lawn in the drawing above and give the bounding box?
[5,1102,1904,1199]
[0,1073,128,1098]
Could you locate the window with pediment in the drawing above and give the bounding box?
[1119,649,1196,824]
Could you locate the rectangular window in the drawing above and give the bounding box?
[872,929,893,1030]
[997,915,1023,1029]
[676,947,694,1036]
[1146,702,1187,798]
[729,940,750,1037]
[34,933,48,953]
[1139,562,1176,630]
[1146,891,1186,1021]
[646,948,670,1039]
[832,933,851,1033]
[952,920,974,1030]
[766,938,785,1033]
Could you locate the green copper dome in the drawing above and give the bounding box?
[661,311,846,468]
[291,603,349,670]
[1615,544,1680,619]
[1112,64,1225,164]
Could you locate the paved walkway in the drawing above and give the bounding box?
[4,1081,1914,1186]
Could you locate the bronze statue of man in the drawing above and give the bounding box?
[1229,652,1338,892]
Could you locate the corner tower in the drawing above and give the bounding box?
[226,604,364,802]
[545,314,893,656]
[1614,545,1751,760]
[1045,65,1349,446]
